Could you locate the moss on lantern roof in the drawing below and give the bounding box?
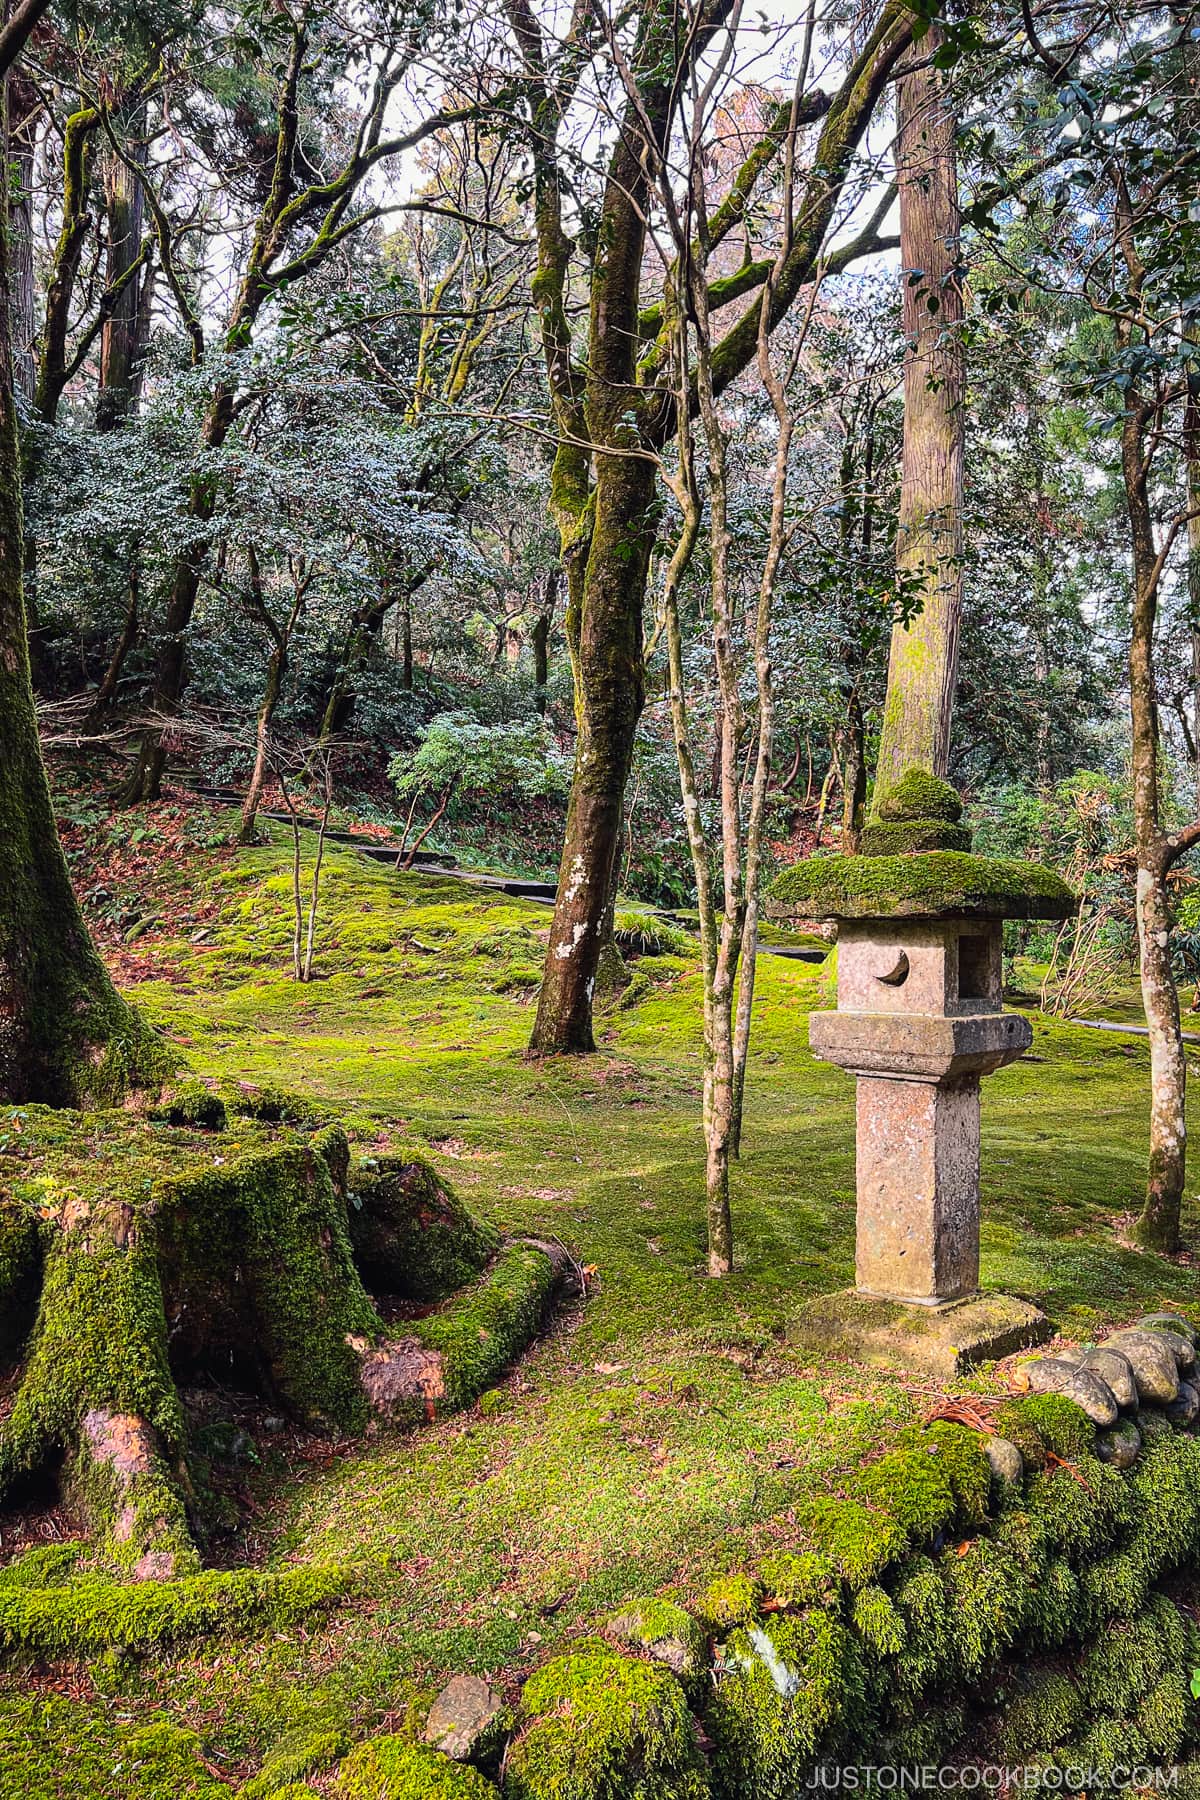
[768,851,1075,922]
[875,769,965,824]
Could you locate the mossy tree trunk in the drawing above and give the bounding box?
[0,52,166,1107]
[513,0,911,1052]
[875,27,964,796]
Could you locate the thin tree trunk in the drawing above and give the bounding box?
[841,689,866,852]
[400,590,413,691]
[301,762,334,981]
[1187,372,1200,814]
[90,559,139,718]
[401,775,458,871]
[875,26,964,793]
[240,643,285,847]
[240,548,309,844]
[532,566,557,711]
[1121,302,1185,1251]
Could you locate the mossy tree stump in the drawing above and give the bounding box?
[0,1090,559,1577]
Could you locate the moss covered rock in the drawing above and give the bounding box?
[800,1496,906,1591]
[504,1646,709,1800]
[603,1598,709,1686]
[706,1612,863,1799]
[693,1572,762,1634]
[338,1735,499,1798]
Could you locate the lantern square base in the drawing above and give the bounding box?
[786,1288,1052,1381]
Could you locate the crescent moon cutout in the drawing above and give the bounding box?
[876,951,909,987]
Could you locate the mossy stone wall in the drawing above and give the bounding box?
[316,1372,1200,1798]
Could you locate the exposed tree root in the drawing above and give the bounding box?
[0,1094,561,1577]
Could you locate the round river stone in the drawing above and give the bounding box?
[986,1436,1024,1487]
[1167,1381,1200,1428]
[1102,1333,1180,1404]
[1019,1357,1118,1425]
[1114,1326,1195,1370]
[1060,1367,1119,1427]
[1096,1420,1141,1469]
[1081,1348,1138,1411]
[1023,1358,1081,1396]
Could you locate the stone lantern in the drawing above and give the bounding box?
[769,770,1075,1375]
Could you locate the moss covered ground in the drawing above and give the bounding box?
[3,805,1198,1794]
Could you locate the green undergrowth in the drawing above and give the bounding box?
[4,810,1200,1793]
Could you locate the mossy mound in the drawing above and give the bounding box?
[857,819,973,855]
[347,1152,501,1302]
[768,851,1075,922]
[0,1102,558,1584]
[504,1646,710,1800]
[241,1708,351,1795]
[0,1561,346,1660]
[874,770,964,824]
[338,1735,498,1798]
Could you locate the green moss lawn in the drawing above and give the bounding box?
[3,815,1197,1795]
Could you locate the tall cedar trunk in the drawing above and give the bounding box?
[96,110,146,431]
[875,26,964,793]
[1125,390,1186,1250]
[0,67,163,1106]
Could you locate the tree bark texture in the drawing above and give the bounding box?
[875,28,964,795]
[0,69,165,1105]
[522,0,911,1050]
[1125,386,1187,1251]
[96,109,147,431]
[8,75,34,404]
